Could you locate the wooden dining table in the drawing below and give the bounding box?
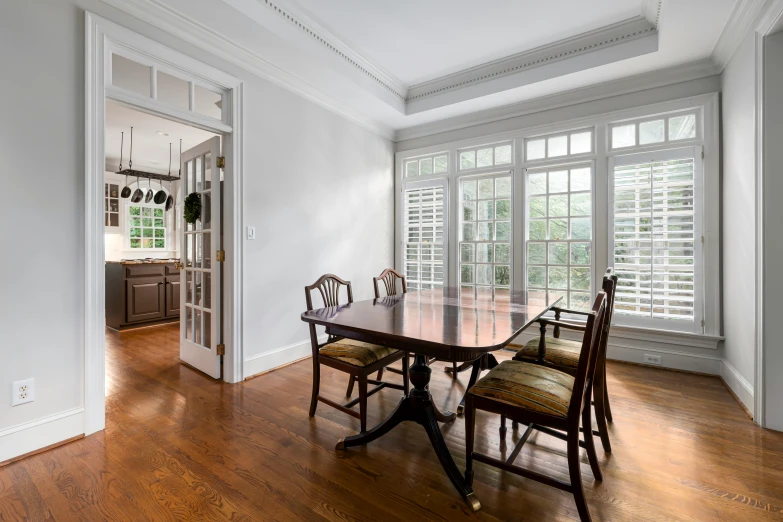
[300,286,558,512]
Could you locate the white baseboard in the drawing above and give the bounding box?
[720,360,755,417]
[243,335,326,379]
[0,407,85,463]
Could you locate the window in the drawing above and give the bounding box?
[526,165,593,309]
[610,147,702,331]
[458,142,513,171]
[610,112,698,149]
[525,129,593,161]
[459,174,512,288]
[404,183,445,290]
[105,182,119,227]
[405,153,448,178]
[128,204,167,249]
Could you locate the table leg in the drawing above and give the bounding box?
[336,355,480,512]
[457,357,483,415]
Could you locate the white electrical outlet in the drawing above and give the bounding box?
[246,225,256,240]
[12,378,34,406]
[643,354,662,366]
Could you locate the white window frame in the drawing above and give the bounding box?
[457,141,514,171]
[125,201,169,251]
[524,127,595,164]
[399,177,449,290]
[608,146,704,333]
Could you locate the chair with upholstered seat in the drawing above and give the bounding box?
[305,274,409,433]
[506,268,617,453]
[464,291,608,522]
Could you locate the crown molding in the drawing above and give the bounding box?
[101,0,396,140]
[712,0,770,70]
[405,17,658,114]
[396,59,719,142]
[642,0,664,28]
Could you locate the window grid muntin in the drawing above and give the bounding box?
[404,186,445,290]
[609,110,699,150]
[459,173,512,289]
[457,142,514,171]
[526,164,593,309]
[524,128,594,162]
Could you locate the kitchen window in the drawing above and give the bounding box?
[128,204,167,250]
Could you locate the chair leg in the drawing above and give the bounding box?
[402,354,410,396]
[603,365,613,423]
[345,375,355,398]
[512,420,518,431]
[465,396,475,487]
[376,368,384,382]
[359,374,368,433]
[309,357,320,417]
[582,397,603,481]
[592,365,612,453]
[568,428,592,522]
[451,362,458,380]
[500,415,507,438]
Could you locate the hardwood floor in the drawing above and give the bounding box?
[2,323,782,521]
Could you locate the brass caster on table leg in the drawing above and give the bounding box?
[465,492,481,512]
[335,438,346,451]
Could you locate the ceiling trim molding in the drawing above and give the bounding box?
[100,0,396,140]
[396,59,719,142]
[712,0,770,70]
[405,17,657,104]
[642,0,664,28]
[224,0,407,100]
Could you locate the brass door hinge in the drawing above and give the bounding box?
[217,156,225,169]
[216,250,225,262]
[216,343,225,356]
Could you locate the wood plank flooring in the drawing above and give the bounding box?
[2,323,782,521]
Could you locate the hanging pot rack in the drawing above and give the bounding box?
[115,128,181,183]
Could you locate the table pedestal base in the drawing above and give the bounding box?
[336,355,480,512]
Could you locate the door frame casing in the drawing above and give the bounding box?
[85,12,244,435]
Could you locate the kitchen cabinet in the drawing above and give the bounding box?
[106,261,180,330]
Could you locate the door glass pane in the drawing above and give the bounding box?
[186,161,194,231]
[203,311,211,348]
[204,152,212,190]
[202,193,212,230]
[186,234,193,266]
[111,54,150,97]
[186,271,193,304]
[185,306,193,340]
[194,234,202,269]
[156,70,189,109]
[195,156,203,193]
[195,85,222,120]
[203,233,211,269]
[194,309,202,345]
[204,273,211,309]
[195,271,202,307]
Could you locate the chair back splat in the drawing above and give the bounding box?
[373,268,407,298]
[305,273,353,311]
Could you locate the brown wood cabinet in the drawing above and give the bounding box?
[106,262,180,330]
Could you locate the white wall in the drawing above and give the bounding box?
[720,32,757,413]
[0,0,393,461]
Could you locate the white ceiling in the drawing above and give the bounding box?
[291,0,643,86]
[105,102,217,175]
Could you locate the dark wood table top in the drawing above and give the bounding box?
[301,287,558,361]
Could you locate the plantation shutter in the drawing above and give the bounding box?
[404,184,445,290]
[611,147,702,330]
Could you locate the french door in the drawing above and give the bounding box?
[179,136,222,378]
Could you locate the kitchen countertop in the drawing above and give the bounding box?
[106,259,179,265]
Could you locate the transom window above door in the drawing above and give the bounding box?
[458,142,513,171]
[525,129,593,161]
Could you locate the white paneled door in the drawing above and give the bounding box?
[179,137,222,378]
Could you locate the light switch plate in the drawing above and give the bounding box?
[12,378,34,406]
[246,225,256,240]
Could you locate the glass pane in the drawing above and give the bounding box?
[154,228,164,238]
[494,265,510,286]
[548,267,568,289]
[570,132,591,154]
[111,54,150,97]
[495,222,511,241]
[570,268,591,290]
[142,207,152,217]
[550,219,568,240]
[529,220,546,240]
[495,177,511,197]
[570,168,591,191]
[570,193,591,216]
[195,271,202,307]
[154,239,165,249]
[204,273,211,309]
[548,290,567,306]
[154,208,164,218]
[477,200,492,220]
[476,244,492,263]
[548,243,568,265]
[495,145,512,165]
[571,218,591,239]
[549,195,568,217]
[154,218,164,228]
[406,160,418,177]
[194,234,202,269]
[530,196,547,218]
[476,148,493,168]
[433,155,448,173]
[195,156,203,193]
[462,223,476,241]
[195,85,222,120]
[527,290,547,306]
[142,228,153,238]
[203,311,211,348]
[204,152,212,190]
[476,265,492,285]
[570,242,591,264]
[612,124,636,148]
[526,139,545,160]
[570,292,591,311]
[528,173,547,195]
[142,238,153,248]
[201,192,211,230]
[419,158,433,176]
[130,239,140,248]
[185,306,192,340]
[110,214,119,227]
[495,243,510,263]
[157,70,189,109]
[495,199,511,219]
[478,179,493,199]
[462,180,477,200]
[462,202,476,221]
[549,171,568,193]
[109,185,119,198]
[194,309,202,345]
[548,135,567,157]
[186,271,193,304]
[640,120,665,144]
[527,243,546,264]
[460,150,476,170]
[186,234,193,266]
[476,222,493,241]
[461,264,475,284]
[461,244,475,262]
[669,114,696,140]
[527,266,546,288]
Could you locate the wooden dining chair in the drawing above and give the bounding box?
[464,291,608,522]
[505,268,617,453]
[305,274,409,433]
